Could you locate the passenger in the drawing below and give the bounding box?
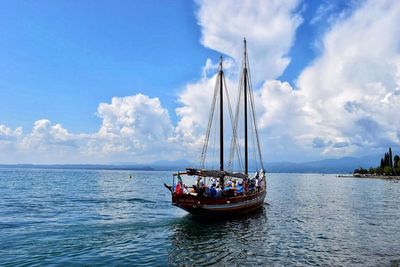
[175,182,183,195]
[255,178,259,192]
[216,187,222,197]
[249,178,256,191]
[243,178,248,192]
[194,179,205,197]
[210,185,217,198]
[259,169,265,191]
[210,177,216,186]
[258,177,263,191]
[183,184,190,194]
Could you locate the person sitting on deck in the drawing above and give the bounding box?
[249,178,256,191]
[210,185,217,198]
[193,178,206,196]
[216,187,222,197]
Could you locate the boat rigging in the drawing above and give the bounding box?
[164,39,266,216]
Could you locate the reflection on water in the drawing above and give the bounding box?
[169,207,269,266]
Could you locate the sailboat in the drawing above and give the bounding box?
[164,39,266,216]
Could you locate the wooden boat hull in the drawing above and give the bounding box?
[172,190,266,217]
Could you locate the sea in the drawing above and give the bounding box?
[1,168,399,266]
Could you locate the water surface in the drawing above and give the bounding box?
[1,169,399,265]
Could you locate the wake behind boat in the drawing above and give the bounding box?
[165,39,266,217]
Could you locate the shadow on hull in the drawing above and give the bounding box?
[186,203,268,222]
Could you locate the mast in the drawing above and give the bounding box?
[219,56,224,172]
[243,39,248,175]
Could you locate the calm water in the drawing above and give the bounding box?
[1,169,399,266]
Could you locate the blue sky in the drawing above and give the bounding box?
[0,0,399,164]
[0,0,334,131]
[0,0,218,132]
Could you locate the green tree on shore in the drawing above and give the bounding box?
[383,166,392,175]
[355,148,399,176]
[394,155,399,168]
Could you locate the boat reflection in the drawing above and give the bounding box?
[168,206,269,266]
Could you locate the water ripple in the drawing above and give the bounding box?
[1,170,399,265]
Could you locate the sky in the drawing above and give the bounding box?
[0,0,399,164]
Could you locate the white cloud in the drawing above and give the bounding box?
[196,0,302,83]
[296,0,400,156]
[2,0,400,164]
[92,94,175,161]
[0,94,177,164]
[185,0,400,162]
[171,0,304,163]
[0,125,22,141]
[21,119,76,149]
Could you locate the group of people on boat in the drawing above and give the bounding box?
[174,169,265,198]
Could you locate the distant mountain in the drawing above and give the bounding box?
[0,164,154,171]
[266,155,379,173]
[0,155,380,173]
[143,159,194,170]
[112,159,194,170]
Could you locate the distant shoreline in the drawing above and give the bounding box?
[338,174,400,180]
[0,164,155,171]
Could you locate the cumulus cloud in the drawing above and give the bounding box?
[92,94,175,160]
[171,0,305,163]
[196,0,302,83]
[0,94,178,164]
[21,119,77,150]
[0,120,80,163]
[296,0,400,156]
[0,125,22,141]
[186,0,400,161]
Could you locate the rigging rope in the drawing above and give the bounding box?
[199,48,264,173]
[200,74,219,168]
[225,75,243,172]
[247,58,264,170]
[227,70,244,172]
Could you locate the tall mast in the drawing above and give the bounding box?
[243,39,248,175]
[219,56,224,172]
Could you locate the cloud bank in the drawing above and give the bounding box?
[296,0,400,156]
[0,94,176,163]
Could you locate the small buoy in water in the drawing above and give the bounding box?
[129,175,132,179]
